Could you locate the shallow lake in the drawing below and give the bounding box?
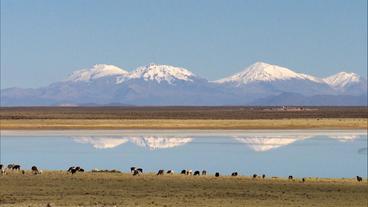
[1,130,367,178]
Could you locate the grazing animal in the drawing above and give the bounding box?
[288,175,293,180]
[137,168,143,173]
[215,172,220,177]
[0,164,3,170]
[67,167,77,174]
[75,166,81,171]
[253,174,257,179]
[181,170,187,175]
[78,168,85,172]
[356,176,363,182]
[7,164,14,169]
[302,178,306,182]
[202,170,207,175]
[157,169,164,175]
[187,169,193,175]
[167,170,174,174]
[193,171,200,176]
[231,172,238,176]
[262,174,266,179]
[130,167,137,173]
[31,166,41,175]
[132,170,140,176]
[12,165,21,170]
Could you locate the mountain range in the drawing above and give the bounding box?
[1,62,367,106]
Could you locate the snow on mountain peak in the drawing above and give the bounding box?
[66,64,128,82]
[119,63,197,84]
[216,62,322,84]
[323,72,361,88]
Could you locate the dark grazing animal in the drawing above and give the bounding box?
[31,166,40,174]
[194,171,200,176]
[231,172,238,176]
[67,167,75,172]
[131,167,137,173]
[78,168,85,172]
[167,170,174,174]
[137,168,143,173]
[132,170,140,176]
[12,165,21,170]
[0,164,3,170]
[356,176,363,182]
[288,175,293,180]
[75,166,81,171]
[67,167,78,174]
[215,172,220,177]
[181,170,187,175]
[202,170,207,175]
[262,174,266,179]
[157,169,164,175]
[302,178,306,182]
[253,174,257,179]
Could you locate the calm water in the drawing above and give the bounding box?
[1,130,367,178]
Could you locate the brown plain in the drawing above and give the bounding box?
[0,171,367,207]
[1,106,367,129]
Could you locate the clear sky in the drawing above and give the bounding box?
[1,0,367,89]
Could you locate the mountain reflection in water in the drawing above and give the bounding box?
[71,134,363,152]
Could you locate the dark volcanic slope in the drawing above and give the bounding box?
[0,107,367,120]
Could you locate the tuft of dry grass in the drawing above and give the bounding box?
[0,171,367,207]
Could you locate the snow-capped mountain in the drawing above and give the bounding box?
[323,72,367,95]
[215,62,333,97]
[66,64,128,82]
[117,64,197,84]
[216,62,322,84]
[1,62,366,106]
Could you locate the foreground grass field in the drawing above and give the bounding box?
[0,171,367,207]
[0,118,366,130]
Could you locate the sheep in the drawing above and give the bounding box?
[356,176,363,182]
[231,172,238,176]
[157,169,164,175]
[166,170,174,174]
[253,174,257,179]
[193,171,200,176]
[215,172,220,177]
[288,175,293,180]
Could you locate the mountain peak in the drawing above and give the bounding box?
[124,64,197,84]
[324,72,361,88]
[216,62,321,84]
[66,64,128,82]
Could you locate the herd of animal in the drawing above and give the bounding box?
[0,164,365,182]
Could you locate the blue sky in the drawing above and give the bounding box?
[1,0,367,89]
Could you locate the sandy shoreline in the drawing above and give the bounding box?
[1,118,367,130]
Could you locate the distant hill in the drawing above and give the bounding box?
[1,62,367,106]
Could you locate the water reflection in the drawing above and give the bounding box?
[69,133,365,152]
[1,130,366,178]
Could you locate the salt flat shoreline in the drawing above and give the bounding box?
[0,118,367,130]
